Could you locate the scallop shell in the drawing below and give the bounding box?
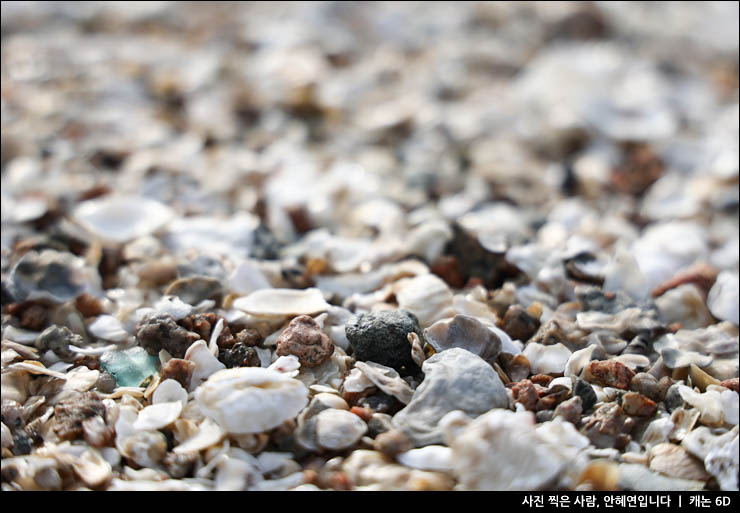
[232,288,331,317]
[133,401,183,431]
[195,367,309,434]
[72,195,175,244]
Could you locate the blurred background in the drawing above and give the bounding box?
[2,2,739,285]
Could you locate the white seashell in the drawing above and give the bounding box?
[523,342,572,375]
[88,315,130,343]
[707,271,739,325]
[3,325,42,345]
[153,295,193,320]
[173,418,225,454]
[133,401,183,431]
[677,386,725,427]
[394,274,455,328]
[656,284,714,329]
[342,368,375,393]
[268,355,301,377]
[397,446,453,472]
[233,288,330,317]
[70,449,113,488]
[564,344,596,377]
[229,260,272,295]
[314,408,368,450]
[405,220,452,263]
[153,379,188,406]
[535,417,591,461]
[719,388,739,425]
[682,426,739,491]
[612,354,651,371]
[195,367,309,434]
[185,340,226,391]
[208,318,225,356]
[641,416,675,449]
[448,409,568,491]
[73,195,175,244]
[354,361,414,404]
[118,430,168,468]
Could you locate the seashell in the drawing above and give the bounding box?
[173,418,225,454]
[661,347,712,369]
[677,385,726,427]
[314,408,368,450]
[447,409,568,491]
[184,340,226,391]
[423,314,502,363]
[354,361,414,405]
[669,408,700,442]
[151,295,193,320]
[163,213,260,258]
[342,367,375,393]
[641,416,675,449]
[164,276,223,307]
[649,443,711,481]
[394,274,455,328]
[688,364,721,392]
[6,250,101,304]
[195,367,308,434]
[523,342,572,375]
[233,288,330,317]
[69,449,113,488]
[3,325,42,345]
[612,354,651,371]
[229,260,272,295]
[564,344,596,377]
[295,393,351,452]
[397,445,453,472]
[577,460,620,491]
[408,332,426,368]
[682,426,739,491]
[118,430,168,468]
[88,315,130,343]
[707,271,739,325]
[152,378,188,407]
[655,284,714,329]
[72,195,174,244]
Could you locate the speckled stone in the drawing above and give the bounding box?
[345,309,422,374]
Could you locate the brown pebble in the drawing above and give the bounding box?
[581,402,633,449]
[20,304,48,331]
[350,406,374,422]
[610,142,664,196]
[511,379,539,411]
[276,315,334,368]
[630,372,661,401]
[179,313,235,349]
[430,256,466,289]
[160,358,195,389]
[75,293,105,317]
[235,327,262,346]
[373,429,415,457]
[53,392,105,441]
[553,395,583,426]
[621,392,658,417]
[499,353,531,382]
[720,378,739,392]
[587,360,635,390]
[136,259,178,287]
[501,304,540,343]
[530,374,553,387]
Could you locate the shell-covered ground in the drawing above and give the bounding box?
[1,1,738,491]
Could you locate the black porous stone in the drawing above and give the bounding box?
[345,309,422,375]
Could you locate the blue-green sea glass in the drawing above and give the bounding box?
[99,346,160,388]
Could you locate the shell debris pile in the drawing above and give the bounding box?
[1,1,738,491]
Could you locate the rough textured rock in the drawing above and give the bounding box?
[136,313,200,358]
[35,325,81,362]
[574,378,598,412]
[553,396,583,425]
[580,402,633,449]
[53,392,105,441]
[622,392,658,417]
[501,304,540,342]
[346,309,422,374]
[392,348,508,446]
[586,360,635,389]
[159,358,195,388]
[218,343,261,368]
[276,315,334,367]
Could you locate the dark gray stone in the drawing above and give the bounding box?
[574,378,597,412]
[345,309,422,374]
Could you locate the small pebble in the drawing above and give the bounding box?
[276,315,334,368]
[587,360,636,390]
[345,310,422,374]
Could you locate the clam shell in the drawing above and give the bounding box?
[73,195,174,244]
[232,288,330,317]
[195,367,309,434]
